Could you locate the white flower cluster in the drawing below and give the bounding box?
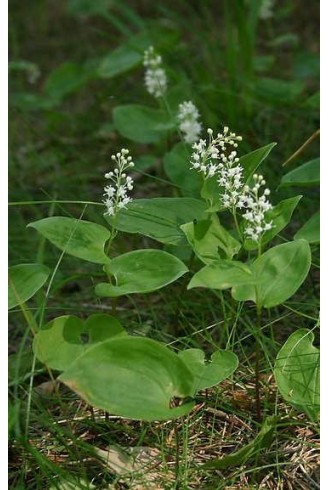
[243,174,273,241]
[190,127,242,180]
[177,101,202,144]
[103,149,134,217]
[190,127,274,242]
[143,46,167,98]
[259,0,275,19]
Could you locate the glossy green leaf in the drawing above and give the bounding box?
[33,314,126,371]
[113,105,175,143]
[28,217,111,264]
[188,260,254,291]
[232,240,311,308]
[43,62,93,99]
[280,158,320,187]
[294,211,320,243]
[181,216,241,264]
[274,329,319,420]
[240,143,277,183]
[243,195,302,250]
[204,416,277,469]
[95,249,188,297]
[8,263,50,309]
[178,348,238,394]
[163,143,202,196]
[60,337,195,421]
[106,198,208,245]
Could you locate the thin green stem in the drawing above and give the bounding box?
[174,421,181,489]
[232,206,242,241]
[255,302,262,422]
[254,241,263,421]
[25,352,37,439]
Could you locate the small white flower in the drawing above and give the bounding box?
[103,149,134,217]
[143,46,167,98]
[259,0,275,19]
[190,126,243,181]
[242,174,273,242]
[177,101,202,144]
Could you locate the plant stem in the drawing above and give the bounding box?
[232,206,242,241]
[255,305,262,422]
[174,421,181,489]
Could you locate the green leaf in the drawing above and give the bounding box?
[200,176,224,212]
[28,217,111,264]
[113,105,175,143]
[95,249,188,298]
[178,349,238,394]
[239,143,277,183]
[67,0,113,17]
[294,211,320,243]
[232,240,311,308]
[33,314,126,371]
[98,28,178,78]
[243,195,303,250]
[280,158,320,187]
[254,77,305,104]
[8,263,50,309]
[303,92,320,112]
[274,329,319,421]
[204,416,277,469]
[43,62,94,99]
[107,198,208,245]
[163,143,202,196]
[59,337,195,421]
[98,39,144,79]
[181,216,241,264]
[188,260,254,291]
[9,92,59,111]
[134,154,157,171]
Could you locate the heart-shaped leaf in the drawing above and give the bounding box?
[232,240,311,308]
[294,211,320,243]
[274,329,319,421]
[60,337,195,421]
[28,217,111,264]
[95,249,188,298]
[113,105,175,143]
[33,314,126,371]
[8,263,50,309]
[106,198,208,245]
[178,348,238,394]
[188,260,254,291]
[181,216,241,264]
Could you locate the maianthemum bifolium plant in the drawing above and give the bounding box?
[8,44,319,471]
